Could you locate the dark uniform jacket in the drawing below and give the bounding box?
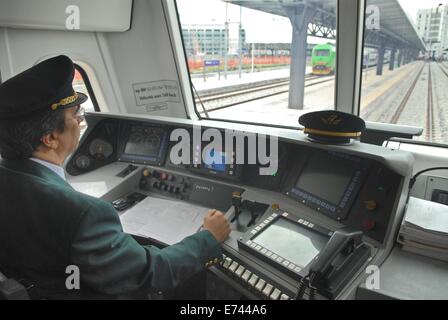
[0,159,222,299]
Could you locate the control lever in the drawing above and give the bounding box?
[231,192,242,223]
[245,201,258,228]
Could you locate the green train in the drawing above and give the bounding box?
[311,44,336,75]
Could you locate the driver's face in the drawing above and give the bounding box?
[58,105,83,159]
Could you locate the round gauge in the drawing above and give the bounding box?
[75,155,91,170]
[89,138,114,160]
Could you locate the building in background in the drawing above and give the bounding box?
[182,25,246,57]
[416,5,448,59]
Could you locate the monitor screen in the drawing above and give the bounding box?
[203,148,227,172]
[252,218,328,269]
[124,126,165,159]
[295,153,356,205]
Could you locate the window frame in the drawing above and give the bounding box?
[73,63,101,112]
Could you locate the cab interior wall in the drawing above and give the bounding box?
[0,0,186,118]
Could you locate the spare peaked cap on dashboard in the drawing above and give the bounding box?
[299,110,366,144]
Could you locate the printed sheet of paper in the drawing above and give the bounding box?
[120,196,210,245]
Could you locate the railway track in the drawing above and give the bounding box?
[389,64,426,124]
[195,75,334,113]
[387,62,437,141]
[437,62,448,78]
[426,64,434,141]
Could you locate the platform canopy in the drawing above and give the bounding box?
[224,0,425,51]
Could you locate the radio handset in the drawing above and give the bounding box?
[295,228,363,300]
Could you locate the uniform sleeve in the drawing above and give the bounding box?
[70,200,222,296]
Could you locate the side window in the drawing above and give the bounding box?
[360,2,448,145]
[73,64,99,113]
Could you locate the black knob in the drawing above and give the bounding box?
[152,181,159,188]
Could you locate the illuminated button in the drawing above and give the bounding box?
[308,223,314,228]
[276,257,284,263]
[222,257,232,269]
[261,248,267,254]
[255,226,262,231]
[248,274,259,287]
[250,242,257,248]
[160,172,168,180]
[299,219,304,224]
[235,265,245,277]
[262,284,274,297]
[282,212,289,217]
[282,260,290,267]
[362,219,376,231]
[246,240,252,245]
[294,266,302,273]
[270,288,281,300]
[143,169,151,177]
[228,261,239,273]
[255,279,266,292]
[267,217,274,221]
[271,203,280,210]
[264,220,270,224]
[271,254,278,260]
[303,221,309,226]
[250,230,257,235]
[241,270,252,282]
[272,213,278,218]
[266,251,273,257]
[260,223,266,227]
[255,245,262,251]
[288,264,296,270]
[365,200,378,211]
[280,294,290,300]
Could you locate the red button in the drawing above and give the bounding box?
[362,219,376,230]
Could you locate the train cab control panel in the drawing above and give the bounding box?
[67,113,412,300]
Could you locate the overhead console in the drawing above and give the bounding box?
[66,114,412,300]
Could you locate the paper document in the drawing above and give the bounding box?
[404,197,448,234]
[398,197,448,262]
[120,196,210,245]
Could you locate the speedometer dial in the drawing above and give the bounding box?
[75,155,91,169]
[89,138,113,160]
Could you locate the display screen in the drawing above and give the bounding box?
[295,153,356,205]
[252,218,328,268]
[203,148,227,172]
[124,126,165,159]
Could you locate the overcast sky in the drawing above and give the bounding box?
[176,0,448,43]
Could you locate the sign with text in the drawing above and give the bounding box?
[133,80,180,106]
[204,60,220,67]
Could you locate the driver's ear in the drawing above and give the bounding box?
[40,132,60,150]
